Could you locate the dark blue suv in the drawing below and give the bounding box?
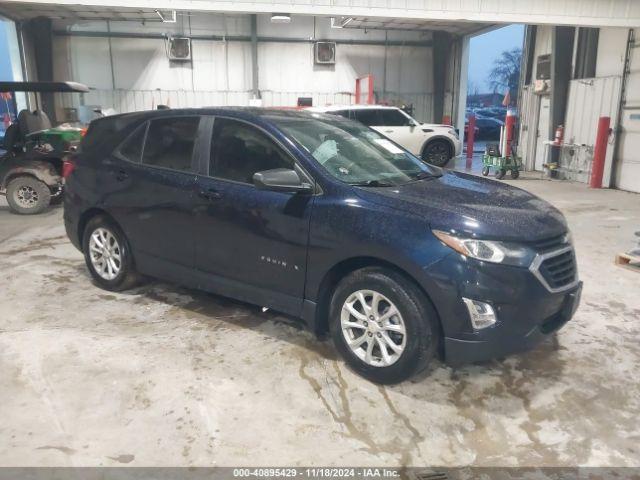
[64,108,582,384]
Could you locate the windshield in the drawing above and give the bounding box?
[269,114,441,186]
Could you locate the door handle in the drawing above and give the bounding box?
[384,130,394,133]
[198,188,222,201]
[115,169,129,181]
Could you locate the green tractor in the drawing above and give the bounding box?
[0,81,89,214]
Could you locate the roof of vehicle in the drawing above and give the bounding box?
[0,81,90,93]
[91,107,349,125]
[308,104,401,112]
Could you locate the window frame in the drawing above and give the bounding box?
[114,121,149,164]
[114,115,205,175]
[206,115,316,191]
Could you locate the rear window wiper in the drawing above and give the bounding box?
[349,179,395,187]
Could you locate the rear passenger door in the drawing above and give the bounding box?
[103,115,204,272]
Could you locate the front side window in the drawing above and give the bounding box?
[380,109,414,127]
[270,113,440,187]
[210,118,293,184]
[352,109,382,127]
[141,116,200,172]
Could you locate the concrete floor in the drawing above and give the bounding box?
[1,173,639,468]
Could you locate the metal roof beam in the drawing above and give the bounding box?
[1,0,638,28]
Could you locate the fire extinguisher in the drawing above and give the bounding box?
[554,125,564,145]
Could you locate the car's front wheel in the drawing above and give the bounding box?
[83,215,140,291]
[6,176,51,215]
[422,139,452,167]
[329,267,438,384]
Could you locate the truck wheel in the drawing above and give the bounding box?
[510,169,520,179]
[481,166,490,176]
[329,267,438,384]
[83,215,141,291]
[421,140,451,167]
[6,176,51,215]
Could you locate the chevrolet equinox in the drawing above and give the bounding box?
[64,108,582,384]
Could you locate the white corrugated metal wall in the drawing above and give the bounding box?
[615,28,640,193]
[51,14,437,123]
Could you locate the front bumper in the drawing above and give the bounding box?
[421,252,582,365]
[444,282,582,365]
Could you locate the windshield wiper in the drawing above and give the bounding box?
[412,170,441,180]
[349,179,395,187]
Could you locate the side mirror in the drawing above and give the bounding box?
[253,168,313,194]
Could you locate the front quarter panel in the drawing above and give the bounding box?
[305,182,452,304]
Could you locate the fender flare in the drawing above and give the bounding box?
[2,160,62,189]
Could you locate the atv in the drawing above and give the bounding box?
[0,81,89,214]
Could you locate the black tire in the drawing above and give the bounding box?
[421,139,452,167]
[495,169,506,180]
[510,169,520,179]
[329,267,438,384]
[481,166,490,176]
[5,176,51,215]
[82,215,140,291]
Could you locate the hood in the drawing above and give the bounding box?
[354,171,567,241]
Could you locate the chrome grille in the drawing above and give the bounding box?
[529,246,579,293]
[533,234,567,252]
[539,250,576,289]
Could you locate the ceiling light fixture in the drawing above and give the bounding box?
[155,9,177,23]
[270,13,291,23]
[331,16,354,28]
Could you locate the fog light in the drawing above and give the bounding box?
[462,298,496,329]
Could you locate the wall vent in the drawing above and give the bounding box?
[314,41,336,65]
[168,37,191,61]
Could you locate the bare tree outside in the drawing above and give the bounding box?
[488,47,522,96]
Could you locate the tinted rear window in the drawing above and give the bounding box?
[380,109,411,127]
[141,116,200,172]
[81,113,147,154]
[352,109,382,126]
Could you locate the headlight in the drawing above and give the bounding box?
[448,129,458,139]
[433,230,536,267]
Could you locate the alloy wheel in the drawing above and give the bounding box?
[340,289,407,367]
[88,227,122,280]
[424,142,450,166]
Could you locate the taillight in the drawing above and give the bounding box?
[62,158,76,178]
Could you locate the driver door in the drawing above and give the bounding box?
[193,117,314,315]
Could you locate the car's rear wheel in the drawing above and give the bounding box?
[329,267,438,384]
[6,176,51,215]
[83,215,140,291]
[421,139,452,167]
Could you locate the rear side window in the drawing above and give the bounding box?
[117,123,147,163]
[352,109,382,127]
[380,109,412,127]
[142,116,200,172]
[210,118,293,184]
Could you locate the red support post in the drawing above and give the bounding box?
[442,115,452,126]
[466,114,476,169]
[505,111,516,157]
[589,116,611,189]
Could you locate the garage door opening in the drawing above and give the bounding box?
[464,25,524,159]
